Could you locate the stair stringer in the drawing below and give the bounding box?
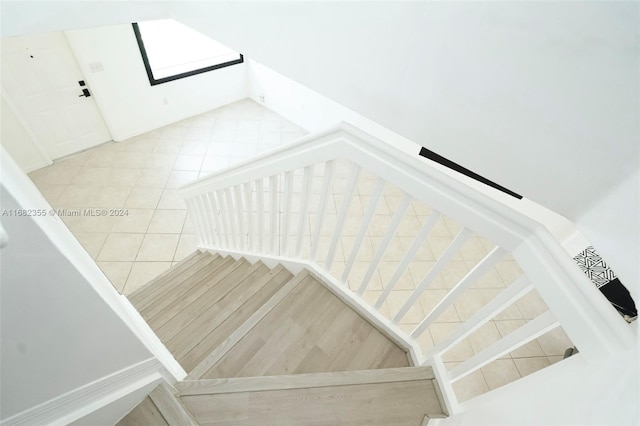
[199,246,423,368]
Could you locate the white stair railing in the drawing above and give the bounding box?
[179,123,634,414]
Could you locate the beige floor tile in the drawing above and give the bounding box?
[495,260,524,284]
[97,261,133,293]
[64,213,118,233]
[27,165,80,186]
[472,267,506,289]
[428,236,463,261]
[362,290,391,319]
[136,234,180,261]
[182,213,197,233]
[386,290,425,324]
[370,236,405,262]
[513,357,551,378]
[145,153,177,170]
[174,235,199,261]
[447,362,489,402]
[377,262,415,290]
[71,167,110,185]
[157,189,187,210]
[113,152,150,169]
[537,327,574,356]
[345,261,382,292]
[459,236,491,263]
[36,184,68,205]
[547,355,565,365]
[481,358,521,390]
[515,290,549,320]
[467,321,503,355]
[147,210,187,234]
[111,209,154,233]
[174,154,204,171]
[455,288,523,322]
[398,237,435,261]
[135,169,171,188]
[430,323,475,362]
[125,188,163,209]
[419,289,460,323]
[83,151,119,167]
[74,232,108,259]
[97,233,145,261]
[123,262,172,294]
[437,261,471,290]
[55,150,93,166]
[494,320,546,358]
[57,185,131,208]
[166,170,199,188]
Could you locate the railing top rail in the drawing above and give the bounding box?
[179,122,535,242]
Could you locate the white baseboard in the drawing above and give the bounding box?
[1,358,162,426]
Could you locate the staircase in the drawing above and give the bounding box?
[121,250,447,424]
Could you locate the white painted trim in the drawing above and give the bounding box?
[200,246,423,367]
[1,89,53,167]
[0,358,162,426]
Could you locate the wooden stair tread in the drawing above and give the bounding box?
[179,366,445,425]
[199,273,410,379]
[177,366,435,395]
[130,251,220,310]
[180,265,294,372]
[142,256,240,324]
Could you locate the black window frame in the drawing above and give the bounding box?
[132,22,244,86]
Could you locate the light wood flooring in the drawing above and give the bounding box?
[178,367,444,425]
[128,251,410,378]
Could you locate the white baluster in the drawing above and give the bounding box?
[243,182,253,251]
[270,174,278,254]
[233,185,246,250]
[410,247,505,338]
[375,209,441,309]
[342,178,385,282]
[419,276,533,357]
[357,193,412,296]
[256,178,265,253]
[185,198,205,247]
[295,165,314,256]
[203,192,220,247]
[216,189,232,249]
[325,164,361,270]
[282,170,294,256]
[449,311,559,383]
[310,160,335,260]
[196,194,215,247]
[392,228,472,323]
[224,188,238,249]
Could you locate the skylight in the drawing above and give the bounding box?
[132,19,243,85]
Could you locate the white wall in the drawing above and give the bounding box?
[0,97,50,172]
[65,23,248,141]
[248,59,585,251]
[575,170,640,302]
[0,186,153,420]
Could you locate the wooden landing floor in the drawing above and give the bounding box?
[200,272,410,378]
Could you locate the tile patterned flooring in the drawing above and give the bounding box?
[28,99,572,402]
